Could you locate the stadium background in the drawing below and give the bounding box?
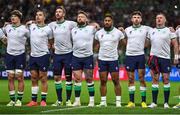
[0,0,180,78]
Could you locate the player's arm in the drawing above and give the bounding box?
[48,38,54,49]
[1,36,7,45]
[118,26,127,46]
[176,25,180,30]
[93,39,100,53]
[171,37,179,65]
[89,22,100,30]
[0,28,7,45]
[145,26,152,48]
[25,20,35,28]
[94,31,100,53]
[145,38,151,48]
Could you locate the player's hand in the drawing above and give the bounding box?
[26,20,35,26]
[176,25,180,30]
[89,22,100,30]
[118,27,125,33]
[169,27,175,32]
[4,22,10,27]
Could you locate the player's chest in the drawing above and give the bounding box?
[99,33,119,43]
[126,29,147,39]
[6,28,25,38]
[30,27,48,38]
[53,24,70,34]
[150,30,170,41]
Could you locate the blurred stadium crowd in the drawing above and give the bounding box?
[0,0,179,70]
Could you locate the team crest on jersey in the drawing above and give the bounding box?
[74,31,77,34]
[101,34,104,38]
[129,31,132,34]
[8,29,12,33]
[152,32,155,35]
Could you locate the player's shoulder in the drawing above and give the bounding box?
[176,27,180,33]
[86,25,95,29]
[65,20,76,24]
[96,28,104,34]
[4,24,11,29]
[113,27,120,31]
[125,26,132,30]
[29,23,37,28]
[44,24,52,30]
[71,26,78,31]
[125,26,133,32]
[48,21,56,26]
[163,27,172,33]
[19,25,27,29]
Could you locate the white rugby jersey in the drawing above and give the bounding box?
[48,20,77,54]
[0,28,5,39]
[3,24,29,55]
[176,28,180,40]
[148,27,177,59]
[125,25,151,56]
[71,25,96,58]
[176,28,180,57]
[95,27,124,61]
[29,24,53,57]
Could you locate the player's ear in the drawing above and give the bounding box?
[131,17,133,22]
[139,17,142,22]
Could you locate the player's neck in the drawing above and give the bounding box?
[104,26,114,32]
[12,22,21,27]
[78,23,87,28]
[37,22,46,27]
[132,24,141,28]
[156,25,165,29]
[57,19,65,24]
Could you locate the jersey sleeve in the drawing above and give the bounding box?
[118,30,125,40]
[146,26,152,38]
[24,26,30,38]
[2,25,8,35]
[0,28,5,39]
[169,30,177,40]
[124,28,129,39]
[70,21,77,30]
[47,27,53,39]
[94,31,99,41]
[147,28,153,40]
[176,28,180,38]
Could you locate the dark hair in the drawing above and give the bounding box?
[104,13,113,20]
[36,9,46,17]
[156,12,166,18]
[56,6,66,14]
[11,10,22,19]
[78,10,88,18]
[131,11,142,18]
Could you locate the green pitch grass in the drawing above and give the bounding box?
[0,79,180,114]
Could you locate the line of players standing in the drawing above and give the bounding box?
[0,6,180,108]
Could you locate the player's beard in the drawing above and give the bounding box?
[78,21,86,26]
[104,25,112,31]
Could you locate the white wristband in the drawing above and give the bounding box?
[175,54,179,60]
